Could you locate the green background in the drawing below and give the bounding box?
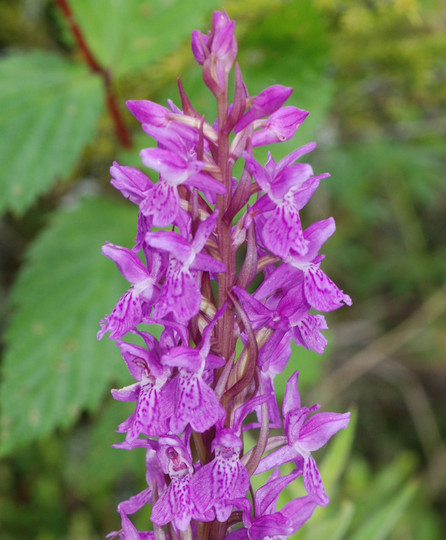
[0,0,445,538]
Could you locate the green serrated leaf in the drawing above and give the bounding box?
[0,51,103,215]
[349,479,419,540]
[68,0,221,78]
[0,196,137,456]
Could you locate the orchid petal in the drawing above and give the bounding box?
[102,243,149,284]
[304,265,352,312]
[140,180,179,226]
[303,455,329,506]
[300,411,351,452]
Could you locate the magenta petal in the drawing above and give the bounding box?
[140,180,179,227]
[205,353,225,370]
[271,163,313,200]
[118,487,152,515]
[262,203,308,258]
[286,406,314,443]
[252,106,308,146]
[126,100,170,127]
[125,386,152,441]
[116,411,136,434]
[191,30,208,64]
[235,85,293,133]
[233,286,272,328]
[189,463,214,512]
[152,471,214,532]
[303,455,329,506]
[303,217,336,260]
[304,265,352,312]
[116,512,140,540]
[254,263,301,301]
[255,469,301,517]
[249,514,294,540]
[212,19,236,60]
[172,374,225,433]
[185,171,227,195]
[294,313,328,354]
[280,494,318,532]
[191,252,226,273]
[111,383,140,402]
[243,153,270,193]
[145,231,191,261]
[117,341,159,380]
[140,148,202,184]
[292,175,323,210]
[150,485,175,527]
[98,290,142,340]
[192,211,218,252]
[258,329,287,370]
[102,243,149,284]
[300,412,351,452]
[110,162,152,204]
[129,385,171,440]
[276,141,317,172]
[255,444,297,475]
[153,262,201,322]
[191,451,250,522]
[162,346,202,372]
[283,371,301,417]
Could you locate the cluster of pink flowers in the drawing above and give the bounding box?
[100,10,351,540]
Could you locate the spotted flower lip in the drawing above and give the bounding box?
[160,306,226,433]
[101,8,352,538]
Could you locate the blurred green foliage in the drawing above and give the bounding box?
[0,0,445,538]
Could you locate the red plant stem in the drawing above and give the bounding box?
[55,0,132,147]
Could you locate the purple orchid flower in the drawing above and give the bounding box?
[243,144,329,258]
[101,10,352,537]
[190,428,250,521]
[255,371,350,505]
[97,243,165,340]
[254,218,352,312]
[151,435,214,531]
[111,340,172,441]
[137,146,226,226]
[227,468,318,540]
[233,284,329,361]
[160,305,226,433]
[190,394,270,521]
[146,211,226,322]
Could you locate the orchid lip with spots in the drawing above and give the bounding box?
[100,9,351,540]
